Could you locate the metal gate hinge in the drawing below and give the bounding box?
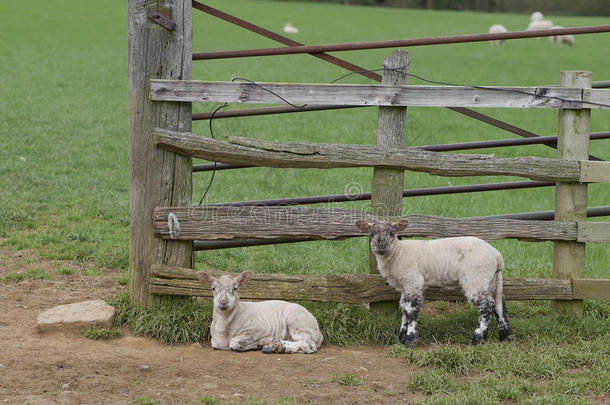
[148,10,176,32]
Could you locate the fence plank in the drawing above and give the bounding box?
[149,80,589,109]
[577,222,610,243]
[572,279,610,300]
[580,161,610,183]
[583,88,610,109]
[149,265,575,302]
[152,206,578,242]
[153,129,581,182]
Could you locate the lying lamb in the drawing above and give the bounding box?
[356,220,513,348]
[198,270,323,354]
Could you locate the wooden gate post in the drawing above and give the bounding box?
[552,70,592,316]
[369,50,409,312]
[128,0,193,305]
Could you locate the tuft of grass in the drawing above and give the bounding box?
[110,293,213,344]
[331,372,363,386]
[115,272,128,285]
[14,268,53,281]
[132,397,158,405]
[84,326,122,340]
[407,369,458,395]
[2,273,26,281]
[55,266,75,276]
[198,396,221,405]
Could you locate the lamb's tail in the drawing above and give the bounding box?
[494,255,505,320]
[495,255,513,341]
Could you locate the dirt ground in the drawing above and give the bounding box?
[0,247,423,405]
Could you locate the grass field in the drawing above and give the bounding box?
[4,0,607,279]
[2,1,609,403]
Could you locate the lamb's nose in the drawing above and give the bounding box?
[219,299,227,305]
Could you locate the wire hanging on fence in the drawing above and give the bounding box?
[331,65,610,109]
[198,102,228,205]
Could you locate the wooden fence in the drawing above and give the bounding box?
[128,0,610,314]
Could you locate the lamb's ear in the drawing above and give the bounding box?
[197,271,216,286]
[356,220,373,232]
[392,219,409,232]
[235,270,253,287]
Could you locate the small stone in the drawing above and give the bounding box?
[61,383,70,390]
[20,157,26,162]
[37,300,115,334]
[140,364,151,371]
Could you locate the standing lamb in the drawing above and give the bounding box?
[530,11,544,22]
[198,270,323,354]
[526,19,553,32]
[549,26,575,46]
[356,220,513,348]
[488,24,508,45]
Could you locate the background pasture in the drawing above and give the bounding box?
[1,0,609,279]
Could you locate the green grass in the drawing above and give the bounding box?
[331,372,363,386]
[2,268,53,281]
[83,326,123,340]
[55,266,75,276]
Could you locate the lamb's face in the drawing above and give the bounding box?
[369,222,398,256]
[211,276,239,311]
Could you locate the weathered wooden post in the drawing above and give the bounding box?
[128,0,193,305]
[369,50,409,312]
[552,70,592,316]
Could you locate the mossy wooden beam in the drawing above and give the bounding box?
[149,265,575,302]
[153,129,582,182]
[152,206,578,242]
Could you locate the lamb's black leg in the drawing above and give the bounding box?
[399,293,421,348]
[494,298,514,342]
[471,294,494,345]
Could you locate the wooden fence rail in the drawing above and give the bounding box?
[150,80,610,110]
[152,206,588,242]
[153,129,609,183]
[148,264,606,302]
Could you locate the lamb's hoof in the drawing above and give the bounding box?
[261,341,284,354]
[470,336,487,346]
[404,338,419,349]
[398,330,408,345]
[500,333,514,342]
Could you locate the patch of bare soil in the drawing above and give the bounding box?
[0,248,421,404]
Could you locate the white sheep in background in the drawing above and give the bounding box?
[283,23,299,34]
[530,11,544,22]
[549,25,575,46]
[356,220,514,348]
[488,24,508,46]
[526,19,553,32]
[198,271,323,354]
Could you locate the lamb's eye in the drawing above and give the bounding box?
[212,287,216,291]
[390,232,395,237]
[233,287,238,292]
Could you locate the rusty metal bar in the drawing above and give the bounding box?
[192,105,359,120]
[192,132,610,172]
[203,180,554,208]
[192,25,610,60]
[191,0,381,81]
[192,206,610,250]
